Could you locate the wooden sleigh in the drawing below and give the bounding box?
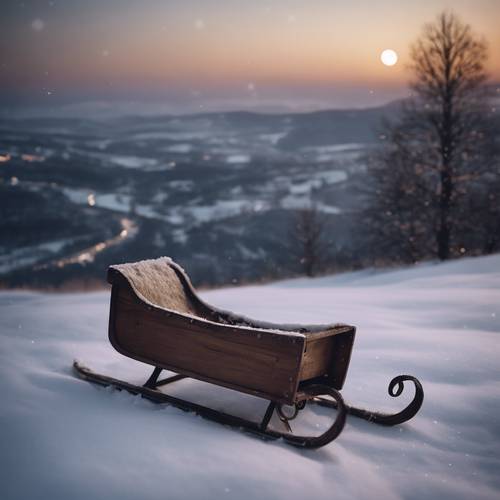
[74,257,424,448]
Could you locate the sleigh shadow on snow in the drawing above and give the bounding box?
[74,257,424,448]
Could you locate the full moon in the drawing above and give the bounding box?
[381,49,398,66]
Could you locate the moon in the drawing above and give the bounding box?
[381,49,398,66]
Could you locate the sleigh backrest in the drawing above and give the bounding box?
[107,257,207,318]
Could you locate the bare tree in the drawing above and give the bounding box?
[363,12,497,262]
[462,167,500,255]
[363,125,437,264]
[411,12,490,259]
[289,205,327,277]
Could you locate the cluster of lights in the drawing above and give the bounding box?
[21,153,44,162]
[0,153,45,163]
[51,218,136,269]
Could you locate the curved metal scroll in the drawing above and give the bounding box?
[314,375,424,426]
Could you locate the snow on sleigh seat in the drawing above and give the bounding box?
[74,257,424,449]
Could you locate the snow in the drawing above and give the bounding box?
[62,187,92,205]
[301,143,367,163]
[95,193,133,212]
[133,131,210,141]
[185,200,250,222]
[302,143,366,154]
[259,132,288,145]
[289,179,324,194]
[109,155,159,169]
[280,195,341,214]
[165,144,194,154]
[226,154,251,164]
[1,254,500,499]
[61,188,171,220]
[0,238,73,273]
[287,170,346,195]
[169,180,194,191]
[60,166,346,225]
[62,188,133,213]
[166,199,257,226]
[172,228,188,244]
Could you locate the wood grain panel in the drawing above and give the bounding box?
[109,285,305,403]
[299,337,335,381]
[299,327,356,390]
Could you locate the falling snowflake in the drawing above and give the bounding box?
[31,19,45,32]
[194,19,205,30]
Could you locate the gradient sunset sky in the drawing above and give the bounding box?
[2,0,499,113]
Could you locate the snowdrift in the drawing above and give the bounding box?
[1,255,499,500]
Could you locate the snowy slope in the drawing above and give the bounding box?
[1,255,499,500]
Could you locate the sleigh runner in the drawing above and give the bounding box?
[74,257,424,448]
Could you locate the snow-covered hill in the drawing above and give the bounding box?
[1,108,387,288]
[1,255,499,500]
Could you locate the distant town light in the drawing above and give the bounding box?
[77,252,92,263]
[21,153,44,162]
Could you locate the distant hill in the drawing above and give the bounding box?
[0,102,401,289]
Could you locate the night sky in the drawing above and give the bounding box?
[1,0,499,113]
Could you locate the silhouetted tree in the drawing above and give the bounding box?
[364,12,498,262]
[462,167,500,254]
[363,127,437,263]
